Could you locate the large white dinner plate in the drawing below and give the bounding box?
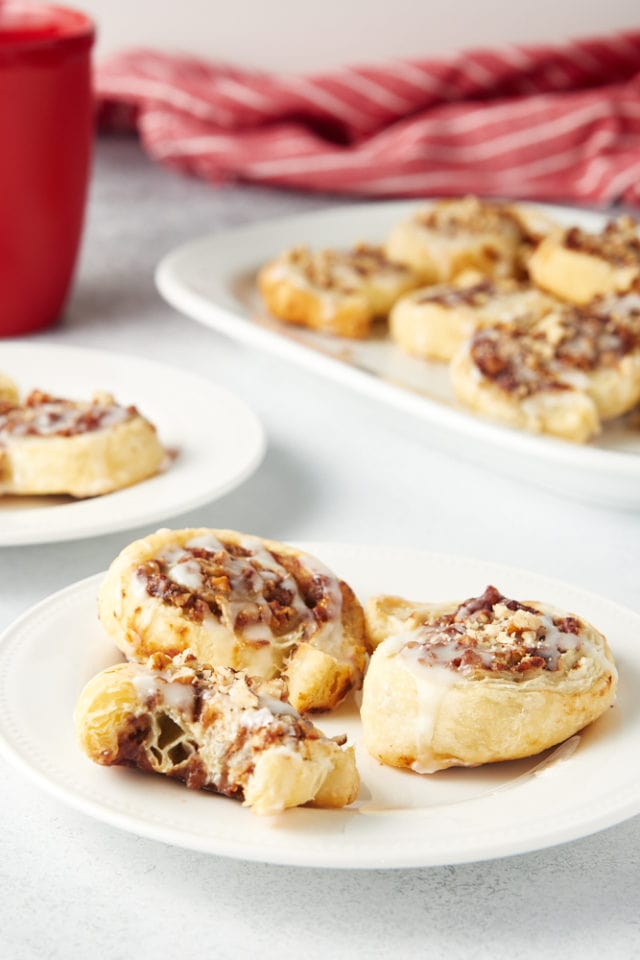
[156,200,640,509]
[0,543,638,869]
[0,343,265,545]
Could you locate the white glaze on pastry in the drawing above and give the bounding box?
[0,390,164,497]
[384,197,555,284]
[529,215,640,304]
[450,296,640,442]
[98,528,369,713]
[258,243,419,338]
[389,277,559,362]
[75,652,359,815]
[361,586,617,773]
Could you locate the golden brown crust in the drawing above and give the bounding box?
[384,197,551,284]
[98,528,370,713]
[361,586,618,773]
[258,243,419,338]
[389,278,558,362]
[529,217,640,304]
[0,390,164,497]
[450,297,640,442]
[75,654,359,815]
[0,373,18,404]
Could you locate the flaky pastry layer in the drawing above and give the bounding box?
[389,278,558,362]
[450,296,640,442]
[384,197,557,285]
[361,586,617,773]
[258,243,419,338]
[0,390,164,497]
[98,528,370,713]
[75,654,359,814]
[529,216,640,304]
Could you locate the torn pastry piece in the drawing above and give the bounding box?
[98,528,369,713]
[75,654,359,815]
[450,297,640,442]
[257,243,419,338]
[0,390,165,497]
[389,277,558,362]
[384,196,556,285]
[529,215,640,305]
[0,373,18,403]
[361,585,617,774]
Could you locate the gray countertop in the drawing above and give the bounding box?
[1,137,639,959]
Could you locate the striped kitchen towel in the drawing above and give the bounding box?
[96,31,640,205]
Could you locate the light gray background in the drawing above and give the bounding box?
[1,138,639,959]
[32,0,640,69]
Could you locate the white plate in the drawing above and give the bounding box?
[0,543,638,869]
[0,343,265,545]
[156,200,640,509]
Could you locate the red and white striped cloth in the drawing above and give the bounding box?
[96,31,640,206]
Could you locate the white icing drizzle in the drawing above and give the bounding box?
[185,533,224,552]
[380,634,457,773]
[603,292,640,315]
[241,622,276,643]
[132,673,157,703]
[382,599,591,774]
[239,707,284,731]
[395,599,584,675]
[147,533,344,653]
[122,660,343,812]
[410,667,457,774]
[162,681,196,713]
[166,557,204,591]
[0,400,130,438]
[256,694,301,718]
[132,671,196,715]
[535,613,582,667]
[269,247,406,299]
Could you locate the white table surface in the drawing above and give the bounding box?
[1,138,639,959]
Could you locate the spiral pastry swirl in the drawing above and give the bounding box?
[362,585,617,773]
[0,389,164,497]
[98,528,369,712]
[75,653,359,815]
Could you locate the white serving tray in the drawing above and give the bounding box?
[156,200,640,509]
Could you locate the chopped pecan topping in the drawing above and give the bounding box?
[417,280,498,307]
[563,216,640,266]
[416,197,525,240]
[405,585,583,677]
[141,566,214,622]
[136,538,341,642]
[113,660,333,801]
[285,243,408,292]
[469,300,640,397]
[470,325,569,396]
[0,390,137,438]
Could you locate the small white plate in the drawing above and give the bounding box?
[0,343,265,545]
[0,543,638,869]
[156,200,640,509]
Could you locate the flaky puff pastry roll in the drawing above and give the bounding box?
[361,585,617,774]
[529,216,640,305]
[258,243,419,339]
[384,197,556,285]
[0,390,164,497]
[98,529,370,713]
[389,278,558,363]
[75,654,359,815]
[450,296,640,443]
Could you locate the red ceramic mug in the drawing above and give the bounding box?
[0,2,94,336]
